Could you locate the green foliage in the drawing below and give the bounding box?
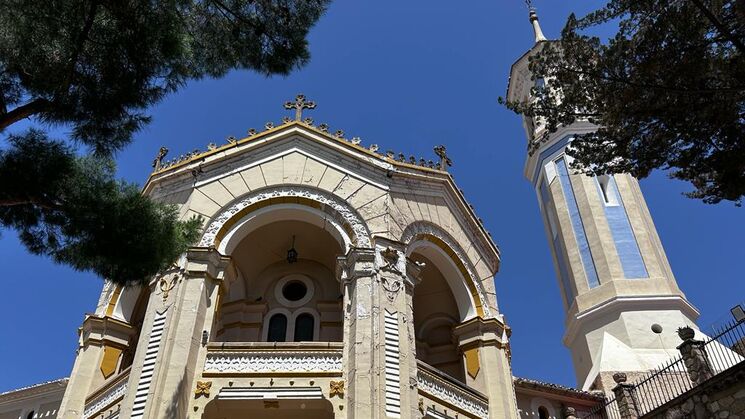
[0,0,330,154]
[0,0,330,285]
[0,130,202,285]
[503,0,745,205]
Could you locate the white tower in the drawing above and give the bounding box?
[506,9,701,391]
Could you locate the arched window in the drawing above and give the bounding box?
[539,406,550,419]
[26,411,35,419]
[267,314,288,342]
[294,313,315,341]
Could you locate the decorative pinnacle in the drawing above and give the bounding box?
[529,8,547,43]
[284,94,317,121]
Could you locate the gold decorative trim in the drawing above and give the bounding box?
[100,346,123,379]
[105,286,122,316]
[330,380,344,398]
[420,234,485,317]
[464,348,480,379]
[195,381,212,398]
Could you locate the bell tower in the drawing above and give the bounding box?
[506,8,701,391]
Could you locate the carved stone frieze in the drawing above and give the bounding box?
[401,222,492,318]
[203,350,343,374]
[83,379,127,419]
[198,185,372,248]
[417,366,488,418]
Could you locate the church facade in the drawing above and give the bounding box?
[0,10,712,419]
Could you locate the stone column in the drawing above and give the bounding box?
[453,316,519,419]
[611,373,639,419]
[117,247,230,418]
[338,247,378,419]
[338,244,420,419]
[57,315,137,418]
[676,326,714,385]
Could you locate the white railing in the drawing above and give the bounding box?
[83,368,129,419]
[417,361,489,418]
[204,342,343,375]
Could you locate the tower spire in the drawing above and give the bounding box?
[526,2,547,43]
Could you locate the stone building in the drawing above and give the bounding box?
[0,8,728,419]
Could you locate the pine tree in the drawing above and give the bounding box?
[0,0,330,285]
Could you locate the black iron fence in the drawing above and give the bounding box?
[630,354,692,416]
[582,314,745,419]
[582,396,621,419]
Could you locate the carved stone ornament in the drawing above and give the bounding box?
[195,381,212,398]
[380,247,402,274]
[84,380,127,419]
[417,368,488,417]
[158,269,182,303]
[401,222,492,318]
[198,186,372,248]
[329,380,344,398]
[381,275,403,302]
[204,350,343,374]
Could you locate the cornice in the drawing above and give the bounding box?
[562,295,700,345]
[0,378,68,404]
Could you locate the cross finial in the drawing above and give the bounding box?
[152,146,168,171]
[284,94,316,121]
[434,145,452,171]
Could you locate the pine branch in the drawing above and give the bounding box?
[0,99,51,131]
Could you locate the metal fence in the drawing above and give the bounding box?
[582,397,621,419]
[630,355,692,416]
[582,315,745,419]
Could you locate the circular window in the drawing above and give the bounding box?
[275,275,314,307]
[283,280,308,301]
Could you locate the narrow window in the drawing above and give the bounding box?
[539,406,550,419]
[596,175,619,206]
[267,314,288,342]
[294,313,315,342]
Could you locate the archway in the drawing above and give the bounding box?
[212,204,350,343]
[409,245,470,383]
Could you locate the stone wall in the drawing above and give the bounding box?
[643,361,745,419]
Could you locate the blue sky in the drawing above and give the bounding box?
[0,1,743,392]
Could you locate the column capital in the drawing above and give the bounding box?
[336,247,376,282]
[185,246,233,281]
[79,314,137,348]
[453,316,508,350]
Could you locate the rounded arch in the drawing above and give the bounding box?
[198,185,372,251]
[290,307,321,342]
[402,222,491,319]
[262,308,292,341]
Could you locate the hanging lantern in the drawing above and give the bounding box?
[287,235,298,264]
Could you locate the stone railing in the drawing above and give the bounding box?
[203,342,344,376]
[83,367,130,419]
[417,361,489,418]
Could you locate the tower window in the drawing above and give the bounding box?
[267,313,288,342]
[595,175,619,206]
[539,406,550,419]
[294,313,315,342]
